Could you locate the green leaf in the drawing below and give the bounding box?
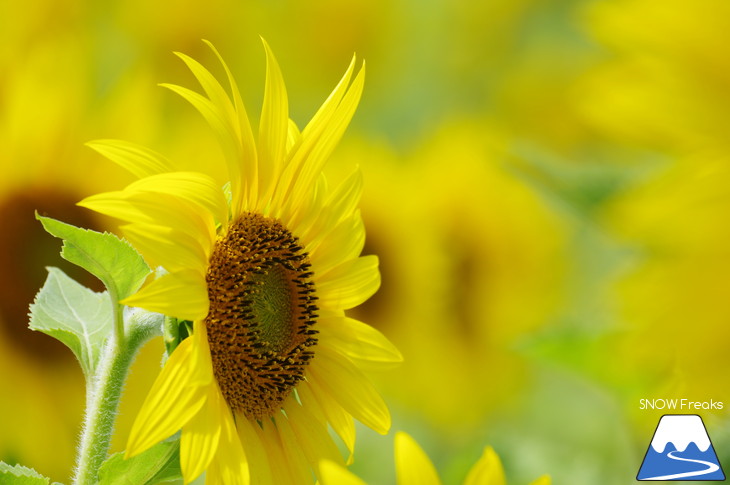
[97,440,182,485]
[36,214,150,304]
[0,462,51,484]
[29,267,113,378]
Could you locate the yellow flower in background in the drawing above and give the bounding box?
[579,0,730,154]
[604,152,730,407]
[577,0,730,409]
[80,40,401,484]
[0,19,175,481]
[337,121,567,431]
[320,431,551,485]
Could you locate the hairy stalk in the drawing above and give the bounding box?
[72,310,162,485]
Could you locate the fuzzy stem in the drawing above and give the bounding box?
[72,310,162,485]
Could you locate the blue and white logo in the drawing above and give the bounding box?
[637,414,725,481]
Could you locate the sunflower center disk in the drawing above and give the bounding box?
[204,212,318,419]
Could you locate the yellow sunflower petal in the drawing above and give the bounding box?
[78,190,138,221]
[121,269,208,321]
[299,170,364,258]
[173,51,238,130]
[127,171,228,226]
[207,401,250,485]
[126,334,210,457]
[236,417,274,485]
[286,63,365,212]
[325,168,363,224]
[394,432,442,485]
[291,381,327,424]
[160,82,242,188]
[317,255,381,310]
[202,39,258,214]
[284,171,330,240]
[318,315,403,370]
[301,54,357,141]
[273,54,357,208]
[172,48,249,215]
[308,346,390,435]
[121,222,208,274]
[206,461,225,485]
[257,38,289,205]
[319,460,368,485]
[86,139,175,178]
[161,83,231,143]
[180,385,223,483]
[283,398,345,479]
[529,477,551,485]
[299,179,362,249]
[256,420,295,484]
[79,190,216,249]
[287,118,302,152]
[307,216,365,284]
[463,447,506,485]
[274,412,315,483]
[188,319,215,385]
[301,377,356,460]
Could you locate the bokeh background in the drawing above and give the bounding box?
[2,0,729,483]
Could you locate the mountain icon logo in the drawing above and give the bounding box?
[637,414,725,481]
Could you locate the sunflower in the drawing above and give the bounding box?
[319,431,551,485]
[79,39,401,484]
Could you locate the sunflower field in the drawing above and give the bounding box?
[1,1,728,484]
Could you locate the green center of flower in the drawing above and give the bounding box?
[249,265,295,352]
[204,212,318,419]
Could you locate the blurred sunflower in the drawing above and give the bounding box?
[338,121,567,431]
[578,0,730,154]
[603,153,730,407]
[0,16,174,481]
[577,0,730,407]
[80,40,400,484]
[320,431,550,485]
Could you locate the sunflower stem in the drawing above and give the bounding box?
[111,287,125,355]
[72,309,163,485]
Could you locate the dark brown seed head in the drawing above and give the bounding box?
[204,212,318,419]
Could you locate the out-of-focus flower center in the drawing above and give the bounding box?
[204,212,318,419]
[0,190,102,361]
